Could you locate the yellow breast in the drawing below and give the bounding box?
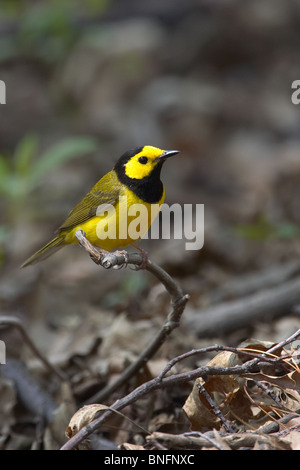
[65,186,165,251]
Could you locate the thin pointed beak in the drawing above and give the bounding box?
[156,149,180,161]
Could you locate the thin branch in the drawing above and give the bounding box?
[258,408,300,434]
[197,382,235,433]
[75,230,189,404]
[253,380,287,410]
[182,431,227,450]
[156,344,286,382]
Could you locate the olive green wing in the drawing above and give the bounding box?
[58,170,122,233]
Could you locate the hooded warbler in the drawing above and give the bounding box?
[22,145,179,267]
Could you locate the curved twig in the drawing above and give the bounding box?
[75,230,189,404]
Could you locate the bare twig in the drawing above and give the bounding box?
[258,408,300,434]
[197,382,235,433]
[156,344,286,381]
[253,380,287,410]
[182,431,227,450]
[75,230,189,404]
[61,328,300,450]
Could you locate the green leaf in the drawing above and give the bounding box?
[14,133,38,176]
[0,225,10,244]
[236,215,300,241]
[0,37,18,62]
[29,137,98,186]
[274,223,300,240]
[0,154,11,196]
[235,217,274,241]
[0,154,10,176]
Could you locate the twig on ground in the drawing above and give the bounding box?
[146,429,291,450]
[258,408,300,434]
[156,344,287,381]
[197,382,235,433]
[182,431,227,450]
[61,328,300,450]
[253,380,287,410]
[75,230,190,404]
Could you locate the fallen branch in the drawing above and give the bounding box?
[75,230,190,404]
[184,275,300,337]
[211,261,300,303]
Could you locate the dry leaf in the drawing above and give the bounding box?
[121,443,145,450]
[183,349,252,430]
[66,404,108,438]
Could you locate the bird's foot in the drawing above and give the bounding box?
[112,250,129,269]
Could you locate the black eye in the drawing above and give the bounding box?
[138,156,148,164]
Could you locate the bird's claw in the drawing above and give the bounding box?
[112,250,129,269]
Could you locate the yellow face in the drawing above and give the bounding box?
[124,146,165,180]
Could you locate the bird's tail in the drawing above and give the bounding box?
[21,236,65,267]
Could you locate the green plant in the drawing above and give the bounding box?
[0,134,98,202]
[0,134,98,261]
[235,214,300,241]
[0,0,113,64]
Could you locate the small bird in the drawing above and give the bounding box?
[21,145,179,267]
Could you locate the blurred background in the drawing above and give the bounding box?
[1,0,300,449]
